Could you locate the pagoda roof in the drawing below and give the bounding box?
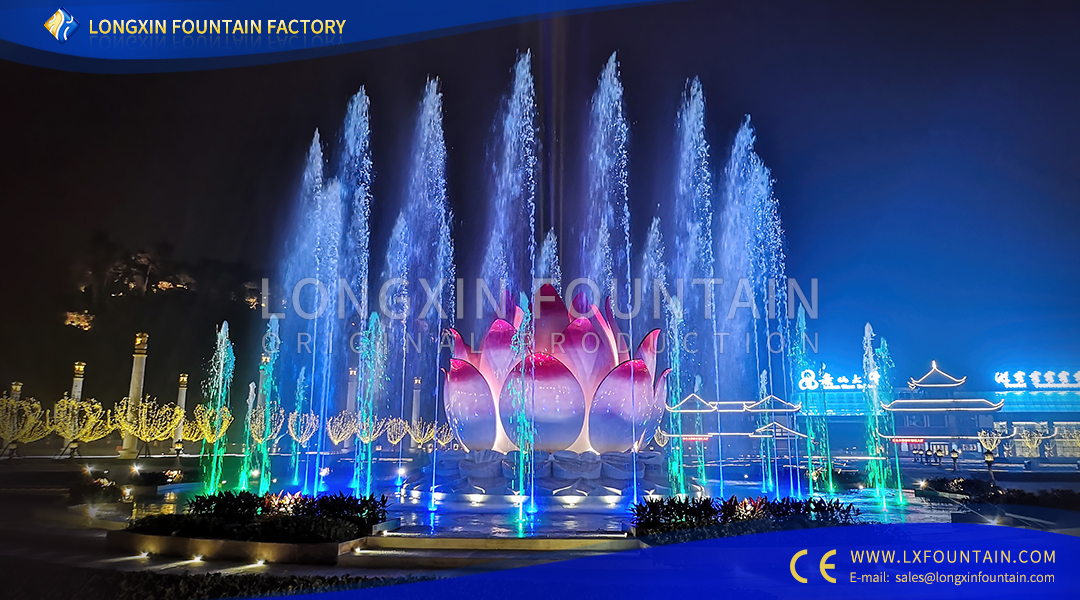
[908,360,967,390]
[744,394,802,413]
[881,398,1002,412]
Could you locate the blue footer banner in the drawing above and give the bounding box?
[316,525,1077,600]
[1,0,664,72]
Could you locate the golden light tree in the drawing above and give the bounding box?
[181,419,205,442]
[1018,422,1051,456]
[652,428,670,448]
[116,396,184,442]
[435,422,454,447]
[978,428,1004,453]
[249,403,285,444]
[356,416,386,444]
[193,404,233,444]
[52,395,110,442]
[75,409,116,443]
[1,396,52,446]
[385,417,410,445]
[410,418,437,445]
[326,410,358,445]
[287,411,319,447]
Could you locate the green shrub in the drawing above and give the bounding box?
[186,491,265,519]
[128,492,391,543]
[631,495,861,535]
[69,478,123,505]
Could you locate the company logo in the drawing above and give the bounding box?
[790,549,836,583]
[44,7,80,43]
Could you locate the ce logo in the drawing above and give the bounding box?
[789,549,836,583]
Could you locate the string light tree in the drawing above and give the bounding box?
[52,394,109,458]
[1,388,52,457]
[115,395,184,458]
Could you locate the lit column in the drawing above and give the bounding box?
[173,374,188,448]
[10,382,22,401]
[410,376,421,449]
[71,362,86,401]
[344,367,358,452]
[119,333,149,458]
[256,356,270,410]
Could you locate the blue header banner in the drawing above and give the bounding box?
[0,0,659,72]
[307,524,1075,600]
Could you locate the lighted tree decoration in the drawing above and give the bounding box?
[52,395,109,443]
[653,428,670,448]
[977,428,1004,454]
[385,417,409,446]
[287,411,319,447]
[410,418,437,446]
[1018,422,1051,455]
[435,422,454,447]
[181,419,205,442]
[356,415,386,444]
[193,404,233,444]
[116,396,185,442]
[75,409,116,443]
[249,403,285,444]
[326,410,358,445]
[2,398,52,445]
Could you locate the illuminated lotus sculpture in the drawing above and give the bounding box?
[444,284,670,454]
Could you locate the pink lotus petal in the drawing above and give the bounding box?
[497,353,586,453]
[444,359,497,451]
[634,329,662,385]
[587,359,654,453]
[533,283,571,354]
[571,291,592,318]
[447,328,475,364]
[603,298,632,364]
[639,367,671,446]
[477,319,518,395]
[557,317,617,400]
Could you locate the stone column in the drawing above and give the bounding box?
[256,356,270,410]
[410,376,421,449]
[119,333,149,458]
[71,363,85,400]
[173,373,188,449]
[344,367,358,452]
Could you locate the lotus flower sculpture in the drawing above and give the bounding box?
[444,284,670,454]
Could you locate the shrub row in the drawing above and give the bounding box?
[124,491,390,543]
[630,495,861,536]
[924,477,1080,512]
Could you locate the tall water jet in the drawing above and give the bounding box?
[670,77,716,494]
[862,324,904,508]
[252,316,281,496]
[354,312,387,495]
[202,322,235,492]
[481,51,538,302]
[585,52,640,501]
[537,229,562,295]
[381,79,455,506]
[793,306,833,495]
[341,87,374,324]
[581,52,630,301]
[642,217,685,495]
[719,116,792,494]
[308,178,345,493]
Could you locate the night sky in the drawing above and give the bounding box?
[2,0,1078,398]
